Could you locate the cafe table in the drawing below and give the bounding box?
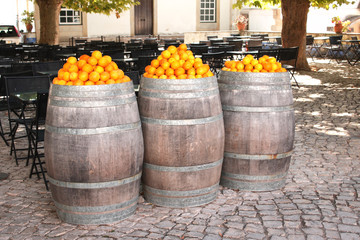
[340,39,360,65]
[313,37,330,58]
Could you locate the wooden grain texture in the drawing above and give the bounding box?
[218,71,295,191]
[44,82,144,224]
[138,76,225,208]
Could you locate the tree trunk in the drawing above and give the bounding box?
[37,0,63,45]
[281,0,310,71]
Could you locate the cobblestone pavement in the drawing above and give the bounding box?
[0,59,359,240]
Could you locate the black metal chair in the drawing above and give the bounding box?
[324,35,344,63]
[190,45,209,57]
[31,61,63,76]
[4,75,50,165]
[247,39,263,51]
[124,71,140,96]
[28,92,49,190]
[137,56,154,75]
[202,51,226,77]
[277,47,299,88]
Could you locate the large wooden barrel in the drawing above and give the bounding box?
[138,76,224,208]
[45,82,144,224]
[218,71,295,191]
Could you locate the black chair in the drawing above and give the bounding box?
[190,45,209,57]
[4,75,50,165]
[28,92,49,190]
[11,62,33,72]
[324,35,344,63]
[202,51,226,77]
[131,49,157,58]
[247,39,263,51]
[164,42,180,49]
[257,49,279,59]
[102,50,124,59]
[124,71,140,96]
[31,61,63,76]
[137,56,154,75]
[227,39,243,51]
[207,35,218,40]
[277,47,299,88]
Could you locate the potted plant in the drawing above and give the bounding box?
[233,15,248,31]
[21,10,34,33]
[331,16,351,34]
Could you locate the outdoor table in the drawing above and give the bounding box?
[313,37,329,58]
[340,40,360,65]
[36,70,58,78]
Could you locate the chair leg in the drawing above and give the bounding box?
[0,120,9,146]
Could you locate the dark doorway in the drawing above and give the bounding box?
[134,0,153,35]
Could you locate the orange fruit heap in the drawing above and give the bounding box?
[143,43,214,79]
[52,50,130,85]
[222,54,287,73]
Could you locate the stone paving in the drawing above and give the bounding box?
[0,59,359,240]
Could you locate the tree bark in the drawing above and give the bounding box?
[281,0,310,71]
[37,0,63,45]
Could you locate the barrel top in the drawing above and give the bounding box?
[50,81,134,92]
[218,71,291,84]
[140,76,217,86]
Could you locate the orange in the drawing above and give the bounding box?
[92,50,102,60]
[236,62,244,70]
[174,67,185,76]
[77,59,87,70]
[159,75,167,79]
[122,76,131,82]
[183,61,193,70]
[168,57,176,64]
[161,50,171,59]
[103,55,112,63]
[85,81,95,85]
[155,67,165,76]
[73,79,84,85]
[187,75,195,79]
[187,68,196,76]
[193,61,203,69]
[78,71,89,81]
[252,69,260,73]
[96,80,106,85]
[82,64,93,73]
[100,72,110,81]
[180,52,189,61]
[196,66,207,75]
[178,43,187,51]
[263,62,273,71]
[79,54,90,61]
[87,57,98,66]
[63,62,71,71]
[169,75,176,79]
[250,59,259,66]
[203,64,210,72]
[242,57,251,65]
[177,74,187,79]
[117,69,125,79]
[254,63,263,71]
[89,71,100,82]
[280,67,287,72]
[151,59,160,68]
[66,81,74,85]
[53,77,59,84]
[195,74,203,78]
[145,65,152,73]
[110,70,119,80]
[258,57,266,64]
[105,79,116,84]
[98,57,110,67]
[262,55,269,60]
[244,64,253,71]
[171,61,181,70]
[94,66,104,74]
[271,63,278,71]
[57,69,65,80]
[159,58,167,65]
[69,72,78,81]
[58,80,66,85]
[167,45,177,54]
[68,64,78,73]
[161,61,170,70]
[147,66,156,74]
[109,61,119,70]
[268,57,276,63]
[63,72,70,81]
[105,64,114,72]
[166,68,175,76]
[67,56,77,64]
[245,54,254,61]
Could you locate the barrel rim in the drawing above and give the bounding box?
[140,75,217,86]
[218,71,290,78]
[50,81,134,91]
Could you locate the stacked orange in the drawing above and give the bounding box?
[222,54,287,73]
[143,43,214,79]
[52,50,130,85]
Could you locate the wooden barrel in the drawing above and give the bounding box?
[138,76,224,208]
[218,71,295,191]
[44,82,144,224]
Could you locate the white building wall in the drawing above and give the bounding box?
[248,9,275,31]
[156,0,196,34]
[0,0,35,32]
[219,0,233,30]
[87,11,131,37]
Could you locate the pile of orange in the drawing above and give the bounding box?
[52,50,130,85]
[222,54,287,73]
[143,44,214,79]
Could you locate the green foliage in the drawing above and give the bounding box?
[21,10,34,24]
[62,0,140,15]
[232,0,354,9]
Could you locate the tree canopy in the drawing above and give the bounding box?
[62,0,140,15]
[233,0,354,9]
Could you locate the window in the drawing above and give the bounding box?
[200,0,216,23]
[60,7,82,25]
